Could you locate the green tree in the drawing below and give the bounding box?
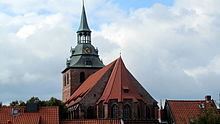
[26,97,67,119]
[191,108,220,124]
[9,100,26,106]
[46,97,67,119]
[19,100,26,106]
[0,102,2,107]
[10,100,19,106]
[26,97,40,104]
[8,97,67,119]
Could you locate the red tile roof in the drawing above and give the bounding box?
[65,59,117,105]
[166,100,217,124]
[97,57,143,103]
[0,106,59,124]
[66,57,156,106]
[13,115,40,124]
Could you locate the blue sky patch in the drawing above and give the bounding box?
[110,0,174,10]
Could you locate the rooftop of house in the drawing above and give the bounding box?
[165,96,218,124]
[0,106,59,124]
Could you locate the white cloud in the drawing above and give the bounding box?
[0,70,11,84]
[95,0,220,99]
[16,24,42,39]
[184,56,220,78]
[22,72,42,82]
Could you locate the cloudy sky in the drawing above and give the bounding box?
[0,0,220,105]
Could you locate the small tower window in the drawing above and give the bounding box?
[111,104,119,118]
[63,75,66,86]
[67,73,69,84]
[82,35,86,43]
[80,72,85,83]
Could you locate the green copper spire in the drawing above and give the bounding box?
[63,0,104,71]
[77,1,91,32]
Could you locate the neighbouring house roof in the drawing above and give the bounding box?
[166,100,217,124]
[66,57,157,106]
[0,106,59,124]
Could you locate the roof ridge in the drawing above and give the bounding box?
[105,58,120,102]
[120,58,123,102]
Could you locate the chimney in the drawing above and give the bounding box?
[158,109,166,123]
[205,95,211,102]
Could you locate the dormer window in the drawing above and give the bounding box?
[123,86,129,93]
[124,89,129,93]
[11,109,20,116]
[199,104,205,109]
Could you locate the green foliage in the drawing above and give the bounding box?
[0,102,2,107]
[19,100,26,106]
[9,100,25,106]
[46,97,67,119]
[26,97,40,104]
[190,108,220,124]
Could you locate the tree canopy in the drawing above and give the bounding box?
[8,97,67,119]
[191,107,220,124]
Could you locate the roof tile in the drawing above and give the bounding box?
[167,100,217,124]
[0,106,59,124]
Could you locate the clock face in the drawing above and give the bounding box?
[84,47,91,54]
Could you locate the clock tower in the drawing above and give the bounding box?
[62,2,104,102]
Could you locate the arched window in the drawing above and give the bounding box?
[63,75,66,86]
[67,73,70,84]
[80,72,85,83]
[146,106,151,119]
[66,73,69,84]
[111,104,119,118]
[74,109,79,119]
[87,106,95,119]
[123,104,131,119]
[137,106,141,119]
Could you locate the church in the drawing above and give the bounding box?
[61,2,158,121]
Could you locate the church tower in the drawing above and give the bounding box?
[62,2,104,102]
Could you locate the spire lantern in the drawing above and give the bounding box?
[77,1,91,44]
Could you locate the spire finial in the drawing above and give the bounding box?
[77,0,91,32]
